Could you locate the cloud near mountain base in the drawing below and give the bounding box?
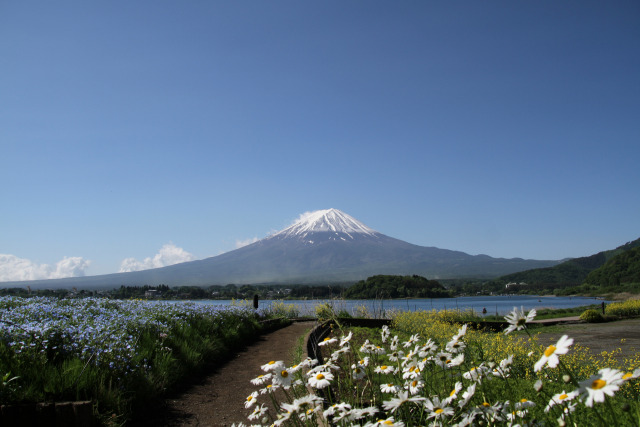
[0,254,91,282]
[119,243,195,272]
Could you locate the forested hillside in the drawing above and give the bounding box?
[343,275,450,299]
[584,247,640,286]
[491,237,640,287]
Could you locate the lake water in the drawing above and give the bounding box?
[189,295,605,317]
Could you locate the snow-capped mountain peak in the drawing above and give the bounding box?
[271,209,380,241]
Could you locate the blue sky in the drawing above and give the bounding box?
[1,1,639,280]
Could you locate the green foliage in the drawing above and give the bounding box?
[488,237,640,289]
[343,275,450,299]
[579,309,604,323]
[585,247,640,287]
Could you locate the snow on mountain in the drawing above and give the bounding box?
[269,208,380,241]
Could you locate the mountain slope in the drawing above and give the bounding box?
[1,209,561,289]
[584,246,640,286]
[493,237,640,286]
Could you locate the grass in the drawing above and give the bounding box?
[0,296,268,424]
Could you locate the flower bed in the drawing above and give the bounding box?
[237,308,640,426]
[0,296,261,423]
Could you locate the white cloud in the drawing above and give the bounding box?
[235,237,259,249]
[0,254,91,282]
[119,243,195,272]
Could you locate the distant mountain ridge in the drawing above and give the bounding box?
[2,209,561,289]
[493,237,640,286]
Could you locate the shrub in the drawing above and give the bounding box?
[605,299,640,318]
[580,309,604,323]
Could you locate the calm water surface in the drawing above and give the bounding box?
[190,295,605,317]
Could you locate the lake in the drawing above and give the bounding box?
[189,295,605,317]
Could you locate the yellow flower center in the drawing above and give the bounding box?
[268,360,275,364]
[281,370,288,378]
[412,380,418,387]
[435,408,444,414]
[591,379,607,390]
[247,395,253,401]
[520,398,528,403]
[450,389,457,397]
[482,402,490,407]
[383,421,394,425]
[544,345,557,357]
[387,383,393,387]
[381,365,388,370]
[623,373,633,380]
[316,373,325,380]
[323,337,331,341]
[559,393,568,400]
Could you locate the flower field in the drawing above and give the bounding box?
[0,296,262,422]
[238,308,640,426]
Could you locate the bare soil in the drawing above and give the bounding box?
[129,321,316,427]
[533,318,640,360]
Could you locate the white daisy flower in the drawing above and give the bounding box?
[444,381,463,405]
[323,402,352,419]
[261,360,285,372]
[319,336,337,346]
[463,364,488,383]
[534,335,573,371]
[388,350,405,362]
[374,364,396,375]
[357,357,370,368]
[308,371,333,389]
[245,391,259,408]
[250,373,272,385]
[403,334,420,348]
[340,331,353,346]
[381,325,390,342]
[580,368,625,407]
[405,378,425,395]
[504,306,537,334]
[453,323,468,340]
[272,367,293,387]
[390,335,399,350]
[367,416,405,426]
[380,383,399,394]
[445,337,466,353]
[424,396,455,420]
[492,355,513,378]
[544,389,579,412]
[382,391,425,413]
[260,383,279,394]
[458,383,476,409]
[351,365,366,380]
[447,353,465,368]
[247,403,268,421]
[434,351,453,368]
[417,338,437,357]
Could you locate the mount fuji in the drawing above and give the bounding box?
[4,209,560,289]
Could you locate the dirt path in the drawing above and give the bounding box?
[130,321,316,427]
[534,318,640,361]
